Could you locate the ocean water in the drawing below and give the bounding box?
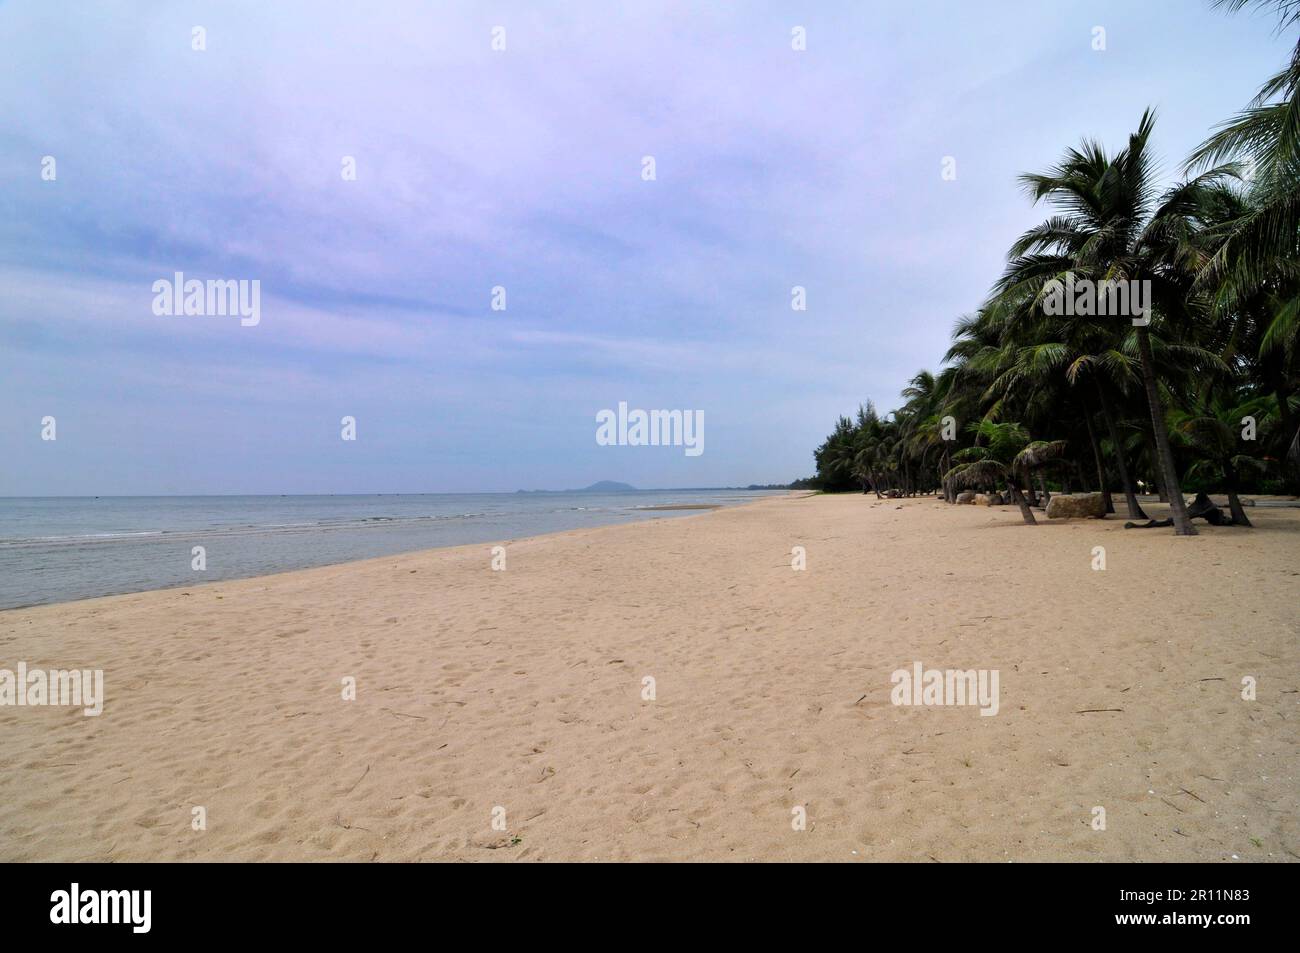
[0,490,782,610]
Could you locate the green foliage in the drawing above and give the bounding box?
[810,6,1300,503]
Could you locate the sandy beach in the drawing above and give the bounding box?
[1,493,1296,862]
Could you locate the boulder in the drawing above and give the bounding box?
[956,491,977,505]
[1045,491,1107,519]
[974,492,1005,506]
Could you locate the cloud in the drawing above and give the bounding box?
[0,0,1289,492]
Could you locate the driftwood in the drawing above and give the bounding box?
[1188,491,1231,525]
[1124,492,1238,529]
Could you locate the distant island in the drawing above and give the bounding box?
[516,481,637,494]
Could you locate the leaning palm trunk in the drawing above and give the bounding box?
[1094,381,1148,520]
[1224,460,1253,527]
[1012,441,1073,521]
[947,457,1035,524]
[1227,489,1252,526]
[1009,466,1037,525]
[1136,327,1196,535]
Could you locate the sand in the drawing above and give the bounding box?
[1,493,1296,862]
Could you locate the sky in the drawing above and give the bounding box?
[0,0,1292,494]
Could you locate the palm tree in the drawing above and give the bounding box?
[996,110,1239,534]
[1187,0,1300,491]
[809,6,1294,513]
[944,421,1040,524]
[1170,388,1273,525]
[1189,0,1300,319]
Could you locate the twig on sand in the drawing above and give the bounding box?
[381,707,427,721]
[1075,708,1124,713]
[344,764,370,795]
[1179,787,1206,803]
[334,813,374,833]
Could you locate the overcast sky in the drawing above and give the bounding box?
[0,0,1290,494]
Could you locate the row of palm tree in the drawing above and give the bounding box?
[811,0,1300,534]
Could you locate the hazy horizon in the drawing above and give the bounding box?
[2,0,1291,495]
[0,483,789,499]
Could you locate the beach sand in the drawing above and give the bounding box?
[1,493,1296,862]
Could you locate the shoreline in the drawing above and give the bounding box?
[0,491,791,612]
[2,497,772,614]
[2,493,1296,861]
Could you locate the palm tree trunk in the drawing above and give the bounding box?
[1135,326,1196,535]
[1141,427,1169,501]
[1010,467,1037,525]
[1226,489,1252,526]
[1082,399,1114,514]
[1275,382,1299,495]
[1224,459,1253,527]
[1038,473,1051,508]
[1094,379,1148,519]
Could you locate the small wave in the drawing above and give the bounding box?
[2,530,166,545]
[0,511,495,547]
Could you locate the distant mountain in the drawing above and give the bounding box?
[515,481,801,493]
[515,480,638,494]
[579,480,637,492]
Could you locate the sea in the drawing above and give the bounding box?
[0,490,783,610]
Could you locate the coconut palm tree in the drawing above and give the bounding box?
[1169,389,1273,525]
[1189,0,1300,304]
[994,110,1245,534]
[1188,1,1300,487]
[808,7,1295,513]
[944,421,1041,524]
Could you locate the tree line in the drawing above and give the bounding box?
[810,0,1300,535]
